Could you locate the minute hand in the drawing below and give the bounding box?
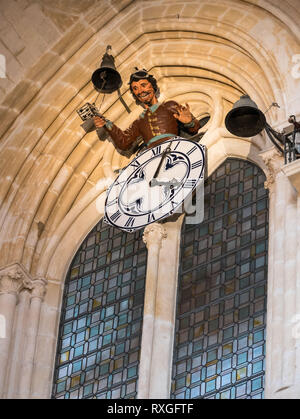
[150,145,172,186]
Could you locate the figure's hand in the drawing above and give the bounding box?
[93,115,106,128]
[172,103,193,124]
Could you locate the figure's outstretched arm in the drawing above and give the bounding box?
[93,116,141,151]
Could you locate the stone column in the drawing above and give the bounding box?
[17,278,47,398]
[138,223,167,399]
[261,148,300,398]
[6,289,31,398]
[148,217,183,399]
[0,263,31,398]
[282,159,300,396]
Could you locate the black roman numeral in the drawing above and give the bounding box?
[110,210,122,222]
[152,145,162,156]
[191,160,202,169]
[184,179,197,188]
[131,159,141,168]
[125,217,135,227]
[187,145,197,156]
[173,141,180,151]
[147,213,156,223]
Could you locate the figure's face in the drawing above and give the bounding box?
[131,79,157,107]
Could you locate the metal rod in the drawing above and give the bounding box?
[117,89,131,113]
[264,126,284,154]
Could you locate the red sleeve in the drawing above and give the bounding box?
[104,119,141,151]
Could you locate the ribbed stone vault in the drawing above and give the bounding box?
[0,0,299,283]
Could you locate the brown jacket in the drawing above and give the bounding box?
[104,101,200,150]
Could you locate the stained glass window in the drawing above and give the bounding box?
[171,159,268,399]
[52,219,147,399]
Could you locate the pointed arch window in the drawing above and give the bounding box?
[171,159,268,399]
[52,219,147,399]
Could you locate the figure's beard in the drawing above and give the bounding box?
[137,91,155,106]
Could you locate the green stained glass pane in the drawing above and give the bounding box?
[253,330,264,344]
[83,383,93,397]
[63,323,72,335]
[223,327,233,340]
[97,256,106,268]
[72,360,82,373]
[237,352,248,365]
[100,363,109,375]
[251,377,263,391]
[207,350,217,362]
[107,291,116,303]
[127,366,137,378]
[252,360,263,374]
[57,380,66,393]
[172,159,268,400]
[52,219,147,399]
[74,345,84,357]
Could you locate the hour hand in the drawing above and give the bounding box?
[150,178,181,188]
[149,145,172,186]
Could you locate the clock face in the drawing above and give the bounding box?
[104,137,205,232]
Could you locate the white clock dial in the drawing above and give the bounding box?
[104,137,205,232]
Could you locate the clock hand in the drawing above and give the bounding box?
[151,178,181,187]
[150,145,172,186]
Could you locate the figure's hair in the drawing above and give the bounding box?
[129,69,160,105]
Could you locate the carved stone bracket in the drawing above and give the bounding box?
[259,146,283,191]
[142,223,167,249]
[0,263,32,296]
[0,263,47,301]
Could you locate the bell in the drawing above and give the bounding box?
[225,95,266,137]
[91,46,122,94]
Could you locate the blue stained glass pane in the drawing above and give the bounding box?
[237,352,248,365]
[206,379,216,392]
[171,159,268,400]
[253,345,263,358]
[191,386,200,398]
[83,383,93,397]
[72,360,82,373]
[252,360,263,374]
[191,371,201,383]
[221,373,231,387]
